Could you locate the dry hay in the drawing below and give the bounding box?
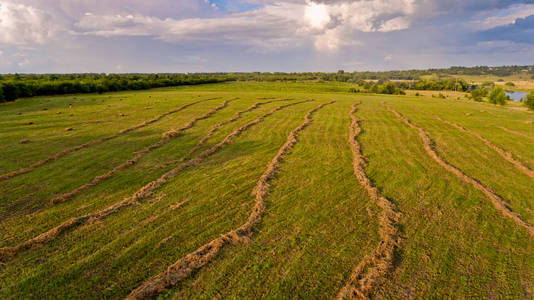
[498,126,534,142]
[0,100,310,263]
[336,103,402,300]
[387,105,534,238]
[0,97,221,182]
[433,115,534,180]
[50,99,235,206]
[164,98,296,166]
[126,100,333,300]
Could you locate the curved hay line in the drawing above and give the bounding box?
[0,100,311,263]
[387,105,534,238]
[50,98,236,205]
[126,100,334,300]
[433,115,534,180]
[336,103,402,300]
[0,97,221,182]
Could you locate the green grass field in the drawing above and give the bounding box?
[0,81,533,299]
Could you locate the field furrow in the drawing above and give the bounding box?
[127,101,333,299]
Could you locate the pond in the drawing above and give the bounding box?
[506,91,527,102]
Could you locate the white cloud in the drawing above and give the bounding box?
[72,0,416,52]
[473,4,534,29]
[0,2,57,45]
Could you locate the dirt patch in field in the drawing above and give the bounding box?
[50,99,235,206]
[386,105,534,238]
[126,100,333,300]
[0,100,310,263]
[433,115,534,180]
[0,97,221,182]
[336,103,402,300]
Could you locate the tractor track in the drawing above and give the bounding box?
[0,100,312,263]
[126,100,334,300]
[336,103,402,300]
[50,98,236,206]
[0,97,221,182]
[386,105,534,238]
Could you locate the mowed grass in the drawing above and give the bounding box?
[0,82,533,299]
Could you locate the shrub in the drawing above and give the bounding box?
[524,90,534,110]
[470,88,488,102]
[505,82,515,87]
[489,86,508,105]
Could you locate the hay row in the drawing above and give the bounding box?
[433,115,534,179]
[498,126,534,142]
[0,100,311,263]
[387,106,534,238]
[336,103,402,300]
[165,98,295,166]
[126,100,333,300]
[50,98,235,205]
[0,97,221,182]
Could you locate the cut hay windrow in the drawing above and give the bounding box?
[126,100,334,300]
[336,103,402,300]
[0,100,312,263]
[50,98,236,206]
[498,126,534,142]
[165,98,295,166]
[433,115,534,180]
[387,105,534,238]
[0,97,221,182]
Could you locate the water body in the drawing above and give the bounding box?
[506,91,527,102]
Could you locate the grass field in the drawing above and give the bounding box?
[0,81,533,299]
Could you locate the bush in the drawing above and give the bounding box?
[524,91,534,110]
[489,86,508,105]
[505,82,515,87]
[470,88,488,102]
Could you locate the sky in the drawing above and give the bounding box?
[0,0,534,73]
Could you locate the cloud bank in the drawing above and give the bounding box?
[0,0,533,72]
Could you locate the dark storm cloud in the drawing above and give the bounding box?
[479,14,534,43]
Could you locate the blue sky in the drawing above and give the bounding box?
[0,0,533,73]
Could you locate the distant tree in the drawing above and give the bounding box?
[0,84,4,102]
[470,88,488,102]
[524,90,534,110]
[489,86,508,105]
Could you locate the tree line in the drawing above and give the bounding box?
[0,74,235,102]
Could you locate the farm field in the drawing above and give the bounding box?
[0,81,533,299]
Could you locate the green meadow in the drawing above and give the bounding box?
[0,81,532,299]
